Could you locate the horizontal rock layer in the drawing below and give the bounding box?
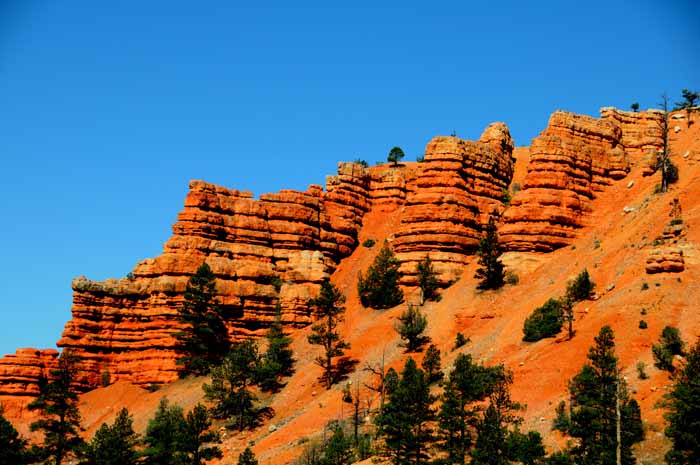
[394,123,515,284]
[500,109,663,252]
[645,248,685,274]
[56,162,419,388]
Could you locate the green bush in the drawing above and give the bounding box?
[566,269,595,302]
[652,326,685,372]
[362,238,376,248]
[523,298,564,342]
[453,332,469,350]
[639,320,648,329]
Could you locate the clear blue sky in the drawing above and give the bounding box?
[0,0,697,356]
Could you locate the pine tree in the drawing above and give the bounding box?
[435,355,512,465]
[565,269,595,302]
[142,398,187,465]
[388,146,405,166]
[80,408,139,465]
[256,303,295,391]
[203,339,260,430]
[561,326,643,465]
[322,426,355,465]
[474,215,505,290]
[416,255,439,303]
[238,446,258,465]
[656,93,679,193]
[358,244,404,309]
[175,261,230,376]
[421,344,443,384]
[376,358,435,465]
[470,404,508,465]
[28,351,85,465]
[664,338,700,464]
[308,280,349,389]
[505,430,546,465]
[0,405,29,465]
[396,305,428,352]
[181,404,222,465]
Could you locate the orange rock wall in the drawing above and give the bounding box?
[394,123,515,284]
[500,109,663,252]
[0,349,58,419]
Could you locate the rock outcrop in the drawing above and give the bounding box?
[0,349,58,420]
[645,248,685,274]
[54,162,421,388]
[500,109,663,252]
[393,124,515,284]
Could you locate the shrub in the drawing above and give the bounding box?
[641,282,649,291]
[501,188,512,206]
[505,270,519,285]
[416,255,439,303]
[523,298,564,342]
[353,159,368,168]
[453,332,469,350]
[639,320,648,329]
[652,326,685,372]
[566,269,595,302]
[362,238,376,248]
[637,361,648,380]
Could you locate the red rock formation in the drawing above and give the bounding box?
[0,349,58,420]
[393,123,515,284]
[54,163,418,389]
[500,109,663,252]
[645,248,685,274]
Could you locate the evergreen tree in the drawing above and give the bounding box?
[397,305,428,352]
[376,358,435,465]
[388,146,405,166]
[561,326,643,465]
[505,430,546,465]
[358,244,404,309]
[308,280,349,389]
[175,262,230,376]
[565,269,595,302]
[630,102,640,112]
[80,408,139,465]
[474,215,505,290]
[470,404,508,465]
[656,93,678,193]
[28,351,85,465]
[0,405,29,465]
[142,398,187,465]
[238,446,259,465]
[416,255,439,303]
[435,354,502,465]
[256,303,295,391]
[664,338,700,464]
[322,426,355,465]
[203,339,260,430]
[181,404,222,465]
[421,344,443,384]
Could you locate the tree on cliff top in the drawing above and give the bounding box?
[388,146,405,166]
[308,280,349,389]
[474,215,505,290]
[175,261,230,377]
[28,350,85,465]
[656,93,679,193]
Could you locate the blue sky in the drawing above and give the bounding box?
[0,0,697,356]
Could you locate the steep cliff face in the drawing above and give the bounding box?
[393,123,515,284]
[53,162,423,388]
[500,109,663,252]
[0,349,58,419]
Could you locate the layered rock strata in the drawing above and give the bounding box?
[0,349,58,419]
[393,123,515,284]
[500,109,663,252]
[645,248,685,274]
[55,163,419,388]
